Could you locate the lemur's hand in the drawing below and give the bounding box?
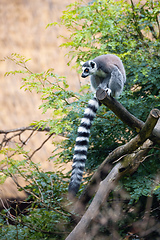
[104,87,112,96]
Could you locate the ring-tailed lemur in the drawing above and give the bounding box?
[68,54,126,195]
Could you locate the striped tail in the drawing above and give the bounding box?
[68,97,100,195]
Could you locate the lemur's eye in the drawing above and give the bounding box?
[85,68,89,73]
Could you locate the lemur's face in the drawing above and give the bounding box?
[81,60,97,78]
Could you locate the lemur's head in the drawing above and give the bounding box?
[81,60,97,78]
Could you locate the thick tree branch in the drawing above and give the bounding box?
[66,162,122,240]
[76,94,160,212]
[96,88,160,143]
[66,110,158,239]
[67,141,153,239]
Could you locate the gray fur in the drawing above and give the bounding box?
[68,54,126,195]
[81,54,126,97]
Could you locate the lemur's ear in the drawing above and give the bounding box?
[90,61,95,68]
[80,61,85,66]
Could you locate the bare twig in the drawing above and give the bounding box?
[0,124,67,163]
[28,133,54,160]
[0,198,15,222]
[0,125,50,134]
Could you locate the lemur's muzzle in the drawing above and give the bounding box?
[81,73,87,78]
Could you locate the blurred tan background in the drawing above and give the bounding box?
[0,0,151,204]
[0,0,80,129]
[0,0,81,201]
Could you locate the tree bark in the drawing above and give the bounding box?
[77,107,160,211]
[66,107,159,239]
[66,162,122,240]
[96,87,160,143]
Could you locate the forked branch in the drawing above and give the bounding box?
[66,106,159,240]
[76,89,160,208]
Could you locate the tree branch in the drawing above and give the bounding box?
[0,126,51,134]
[0,125,66,156]
[76,106,159,211]
[28,133,54,160]
[66,109,159,239]
[96,88,160,143]
[66,162,122,240]
[0,125,66,137]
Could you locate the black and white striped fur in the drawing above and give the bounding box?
[68,54,126,195]
[68,97,100,195]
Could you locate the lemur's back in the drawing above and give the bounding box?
[93,54,126,82]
